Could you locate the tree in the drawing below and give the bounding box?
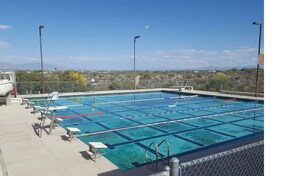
[16,71,42,94]
[209,73,230,91]
[61,71,88,92]
[108,82,121,90]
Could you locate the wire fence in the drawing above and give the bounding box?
[16,81,76,95]
[180,140,264,176]
[16,77,264,96]
[150,140,264,176]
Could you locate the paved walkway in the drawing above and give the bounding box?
[0,103,118,176]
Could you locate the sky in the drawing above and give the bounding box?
[0,0,264,70]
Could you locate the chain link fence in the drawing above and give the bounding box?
[150,140,264,176]
[16,81,77,95]
[180,140,264,176]
[15,75,264,96]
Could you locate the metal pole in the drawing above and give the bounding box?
[49,110,56,135]
[39,116,46,138]
[134,38,136,90]
[254,23,262,97]
[39,25,45,94]
[170,157,180,176]
[163,165,170,176]
[133,36,140,90]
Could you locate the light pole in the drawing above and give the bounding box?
[252,22,262,97]
[39,25,45,94]
[91,78,95,93]
[134,35,140,90]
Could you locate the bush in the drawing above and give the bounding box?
[208,73,230,91]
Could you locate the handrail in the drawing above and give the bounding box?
[158,140,170,165]
[145,142,159,168]
[145,140,171,170]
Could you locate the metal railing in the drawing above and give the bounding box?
[145,142,159,168]
[150,140,264,176]
[158,140,170,165]
[145,140,171,170]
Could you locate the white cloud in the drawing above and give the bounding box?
[68,56,109,62]
[137,47,259,69]
[65,56,131,69]
[0,25,12,30]
[0,41,9,49]
[0,47,260,70]
[144,24,150,29]
[0,55,39,64]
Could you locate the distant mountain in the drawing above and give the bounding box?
[0,63,15,70]
[0,62,70,70]
[196,65,256,71]
[138,65,257,71]
[0,62,257,71]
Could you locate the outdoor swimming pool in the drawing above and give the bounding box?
[30,91,264,170]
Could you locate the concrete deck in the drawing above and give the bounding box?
[1,89,264,176]
[178,89,264,101]
[0,103,119,176]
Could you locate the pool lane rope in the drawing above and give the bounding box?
[75,106,264,137]
[61,99,261,126]
[91,97,166,105]
[128,103,236,118]
[64,101,259,127]
[224,98,237,101]
[58,111,104,119]
[90,95,200,105]
[62,102,235,125]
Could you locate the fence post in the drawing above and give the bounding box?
[163,165,170,176]
[170,157,179,176]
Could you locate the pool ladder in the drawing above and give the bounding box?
[145,140,170,169]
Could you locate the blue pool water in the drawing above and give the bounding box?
[30,91,264,170]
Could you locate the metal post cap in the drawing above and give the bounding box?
[163,165,170,171]
[170,157,179,163]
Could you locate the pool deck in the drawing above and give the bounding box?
[0,102,121,176]
[19,88,264,101]
[0,88,264,176]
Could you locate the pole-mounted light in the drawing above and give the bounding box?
[252,22,262,97]
[39,25,45,94]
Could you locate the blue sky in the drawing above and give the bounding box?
[0,0,264,70]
